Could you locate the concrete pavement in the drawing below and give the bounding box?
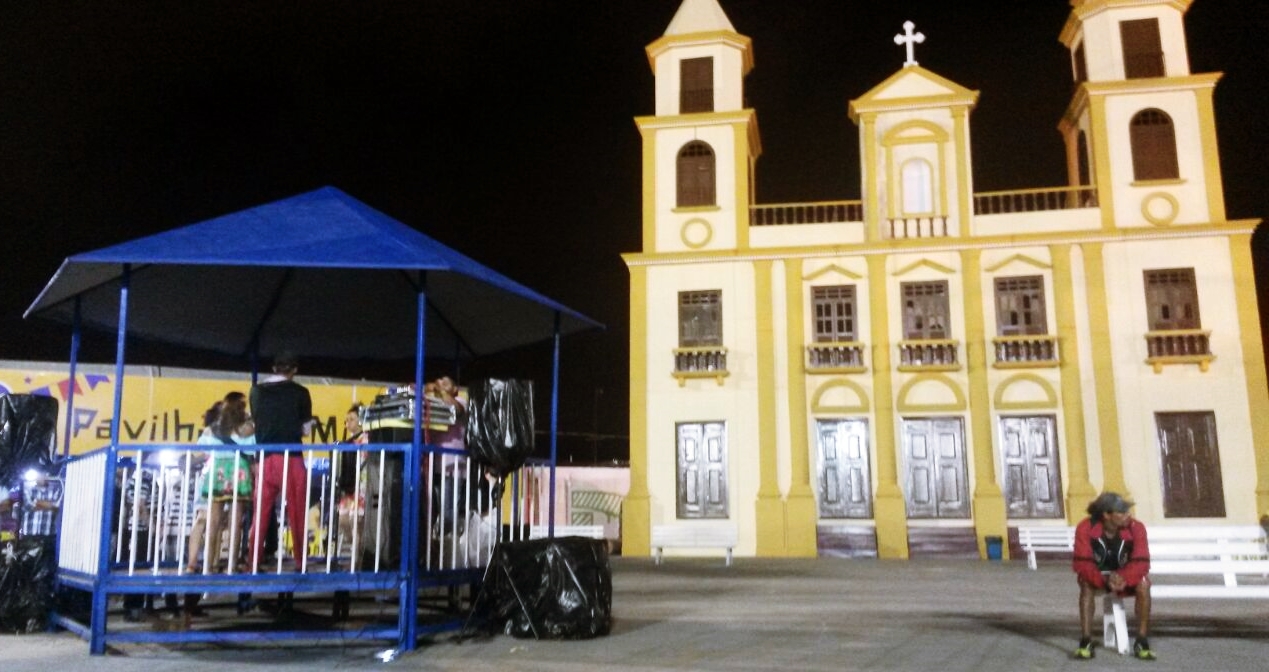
[3,557,1266,671]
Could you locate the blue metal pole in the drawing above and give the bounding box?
[63,297,82,458]
[400,273,427,651]
[548,312,561,534]
[92,265,130,655]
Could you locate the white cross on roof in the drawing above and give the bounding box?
[894,21,925,67]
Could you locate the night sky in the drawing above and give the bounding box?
[2,1,1266,462]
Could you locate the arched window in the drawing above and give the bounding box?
[1130,109,1179,181]
[900,158,934,215]
[677,141,716,207]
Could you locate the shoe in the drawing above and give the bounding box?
[1133,639,1156,661]
[1072,642,1094,660]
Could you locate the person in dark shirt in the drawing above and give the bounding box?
[246,351,313,571]
[1071,491,1155,661]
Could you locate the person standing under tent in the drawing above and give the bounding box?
[187,392,254,575]
[247,351,313,572]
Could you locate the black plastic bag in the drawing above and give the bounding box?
[490,537,612,640]
[0,537,57,634]
[0,394,59,486]
[465,379,534,478]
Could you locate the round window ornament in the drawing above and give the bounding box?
[681,218,713,249]
[1141,192,1179,227]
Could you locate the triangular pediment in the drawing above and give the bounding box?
[893,258,956,277]
[805,263,864,282]
[850,66,979,120]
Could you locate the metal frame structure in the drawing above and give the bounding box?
[24,188,600,654]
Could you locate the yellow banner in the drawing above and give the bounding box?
[0,361,385,455]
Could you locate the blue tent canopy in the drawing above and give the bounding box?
[25,186,602,360]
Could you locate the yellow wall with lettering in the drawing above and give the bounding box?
[0,361,381,454]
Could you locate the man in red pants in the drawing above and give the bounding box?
[247,351,313,572]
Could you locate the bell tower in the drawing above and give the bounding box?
[1059,0,1226,228]
[636,0,759,253]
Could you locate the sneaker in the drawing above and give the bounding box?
[1133,639,1157,661]
[1072,642,1094,660]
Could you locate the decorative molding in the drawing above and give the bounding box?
[680,218,714,249]
[896,373,966,412]
[984,253,1051,273]
[994,372,1059,410]
[1140,192,1180,227]
[893,258,956,277]
[811,378,871,414]
[805,263,864,281]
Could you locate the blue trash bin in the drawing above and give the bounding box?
[986,535,1003,561]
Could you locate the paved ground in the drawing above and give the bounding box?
[4,557,1267,671]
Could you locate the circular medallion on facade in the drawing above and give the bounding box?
[1141,191,1179,227]
[680,218,713,249]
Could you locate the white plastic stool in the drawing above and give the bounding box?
[1102,593,1130,655]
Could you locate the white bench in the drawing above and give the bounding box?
[528,524,605,540]
[1018,525,1074,570]
[1101,525,1269,655]
[652,523,738,566]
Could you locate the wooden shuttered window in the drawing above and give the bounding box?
[1120,18,1164,78]
[1144,268,1200,331]
[1130,109,1179,181]
[676,141,716,207]
[679,57,714,114]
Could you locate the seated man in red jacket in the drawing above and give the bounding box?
[1071,491,1155,661]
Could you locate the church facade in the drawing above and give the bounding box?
[622,0,1269,559]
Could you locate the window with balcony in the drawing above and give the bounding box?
[1130,109,1179,181]
[1120,18,1164,79]
[902,281,949,340]
[993,276,1057,366]
[675,289,727,384]
[1143,268,1211,372]
[676,141,717,208]
[1145,268,1199,330]
[900,280,958,369]
[679,57,714,114]
[808,285,864,371]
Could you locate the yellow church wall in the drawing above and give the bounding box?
[749,222,867,248]
[643,261,763,557]
[769,260,792,497]
[630,0,1261,559]
[1101,91,1212,228]
[652,125,742,252]
[651,44,748,116]
[1097,237,1259,523]
[1066,245,1108,498]
[973,209,1102,237]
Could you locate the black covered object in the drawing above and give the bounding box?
[0,394,59,486]
[465,379,534,478]
[490,537,611,640]
[0,537,57,633]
